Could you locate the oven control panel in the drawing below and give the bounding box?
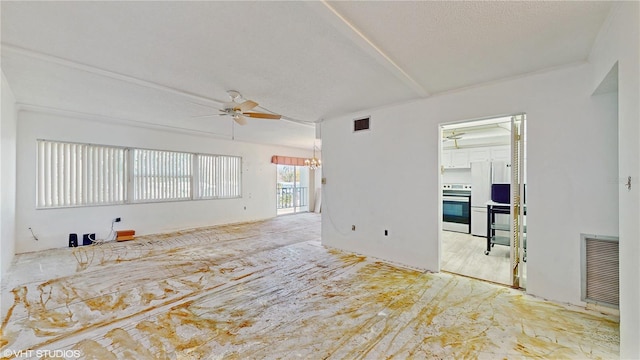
[442,184,471,190]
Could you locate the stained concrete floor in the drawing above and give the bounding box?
[1,213,618,359]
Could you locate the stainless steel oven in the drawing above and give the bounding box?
[443,184,471,233]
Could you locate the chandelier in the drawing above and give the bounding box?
[305,144,321,170]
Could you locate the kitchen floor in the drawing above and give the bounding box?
[1,214,615,359]
[441,230,526,287]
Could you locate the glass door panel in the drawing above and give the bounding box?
[277,165,309,215]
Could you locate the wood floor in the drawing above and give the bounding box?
[1,213,617,359]
[441,230,526,286]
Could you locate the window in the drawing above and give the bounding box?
[37,140,128,208]
[132,149,193,202]
[36,140,242,208]
[198,154,242,199]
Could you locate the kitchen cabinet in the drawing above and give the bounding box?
[490,146,510,162]
[442,149,470,169]
[451,149,470,168]
[442,150,451,169]
[471,207,487,236]
[467,146,510,164]
[445,145,510,169]
[469,148,491,163]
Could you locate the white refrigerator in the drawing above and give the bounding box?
[470,161,510,236]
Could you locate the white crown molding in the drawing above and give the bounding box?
[2,43,320,127]
[1,43,227,106]
[16,102,316,151]
[16,102,232,140]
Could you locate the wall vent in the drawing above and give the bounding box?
[354,117,370,132]
[581,234,619,308]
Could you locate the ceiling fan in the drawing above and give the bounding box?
[443,130,465,142]
[193,90,282,126]
[442,130,465,148]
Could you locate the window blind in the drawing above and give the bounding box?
[198,154,242,199]
[36,140,242,208]
[37,140,127,208]
[132,149,193,201]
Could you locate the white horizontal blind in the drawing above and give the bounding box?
[133,149,193,202]
[198,155,242,199]
[37,140,127,208]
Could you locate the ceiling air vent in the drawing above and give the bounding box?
[354,117,370,132]
[581,234,619,308]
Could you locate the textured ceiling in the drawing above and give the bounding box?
[327,1,612,94]
[1,1,613,149]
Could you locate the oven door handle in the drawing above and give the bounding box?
[443,196,470,203]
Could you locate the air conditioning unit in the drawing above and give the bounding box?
[581,234,619,308]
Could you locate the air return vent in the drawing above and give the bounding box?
[354,117,370,132]
[581,234,619,308]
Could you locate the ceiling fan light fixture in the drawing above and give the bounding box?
[192,89,281,125]
[227,90,241,101]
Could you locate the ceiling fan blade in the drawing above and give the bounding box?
[445,132,465,140]
[234,100,258,112]
[243,112,281,120]
[446,132,465,138]
[234,115,248,126]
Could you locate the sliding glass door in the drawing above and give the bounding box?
[276,165,309,215]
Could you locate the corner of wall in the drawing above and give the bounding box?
[1,69,18,276]
[587,2,640,357]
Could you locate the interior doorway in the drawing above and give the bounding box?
[439,114,527,288]
[276,165,310,215]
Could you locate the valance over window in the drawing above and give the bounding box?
[270,155,307,166]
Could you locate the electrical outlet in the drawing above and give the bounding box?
[352,225,356,231]
[114,217,121,223]
[385,230,388,236]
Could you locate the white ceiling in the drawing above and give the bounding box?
[442,116,512,149]
[1,1,613,149]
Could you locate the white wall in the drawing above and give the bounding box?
[322,62,618,306]
[1,71,18,275]
[588,3,640,358]
[15,109,312,253]
[322,103,436,269]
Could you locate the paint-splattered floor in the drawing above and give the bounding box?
[1,213,618,359]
